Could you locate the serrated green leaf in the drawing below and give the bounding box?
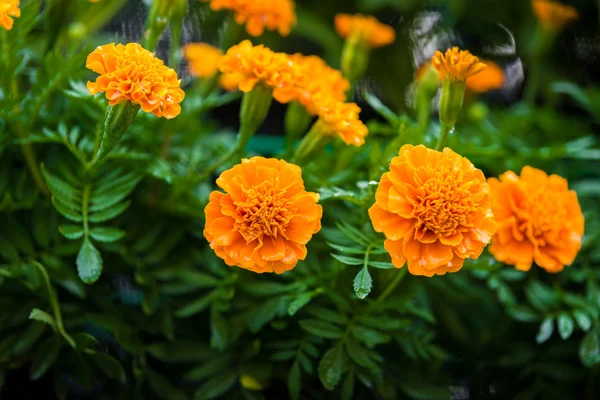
[59,225,84,240]
[248,297,281,332]
[88,200,130,223]
[580,325,600,367]
[327,242,366,255]
[331,253,364,266]
[353,266,372,299]
[51,197,83,222]
[76,238,103,284]
[288,293,313,316]
[336,222,371,246]
[29,308,57,331]
[351,325,390,346]
[299,319,344,339]
[305,306,346,325]
[210,308,229,351]
[341,368,355,400]
[30,336,61,380]
[42,167,81,204]
[367,260,394,269]
[175,292,215,318]
[271,350,297,361]
[573,310,592,332]
[72,332,100,350]
[89,227,125,243]
[318,344,345,391]
[89,177,141,212]
[357,315,410,330]
[345,338,376,368]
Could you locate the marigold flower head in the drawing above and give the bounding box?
[312,95,368,146]
[369,145,496,277]
[289,53,350,114]
[204,157,322,274]
[219,72,244,91]
[183,43,223,79]
[0,0,20,30]
[532,0,578,32]
[417,59,504,93]
[334,13,395,48]
[488,166,583,273]
[86,43,185,119]
[205,0,296,37]
[219,40,299,103]
[432,47,487,82]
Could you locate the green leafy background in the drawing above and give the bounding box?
[1,0,600,399]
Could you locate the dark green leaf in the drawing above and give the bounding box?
[184,354,233,381]
[573,310,592,332]
[288,362,301,400]
[341,368,355,400]
[29,308,57,331]
[210,308,229,351]
[176,292,215,318]
[580,325,600,367]
[76,238,103,284]
[59,225,84,240]
[331,253,364,266]
[288,293,313,316]
[299,319,344,339]
[51,197,82,222]
[357,315,410,331]
[367,261,394,269]
[306,306,346,325]
[88,200,131,223]
[193,370,237,400]
[89,227,125,243]
[353,266,372,299]
[351,325,390,346]
[147,368,189,400]
[345,338,376,368]
[318,344,345,391]
[248,298,281,332]
[12,322,46,355]
[147,341,212,362]
[72,332,100,350]
[30,336,61,380]
[86,350,126,382]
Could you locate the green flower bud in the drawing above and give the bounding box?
[438,79,466,128]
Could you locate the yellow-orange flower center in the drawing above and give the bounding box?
[414,172,476,237]
[0,0,20,31]
[236,184,296,242]
[432,47,487,82]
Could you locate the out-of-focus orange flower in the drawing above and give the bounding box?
[86,43,185,119]
[218,72,244,91]
[312,95,368,146]
[205,0,296,37]
[532,0,578,32]
[432,47,487,82]
[219,40,299,103]
[0,0,20,30]
[183,43,223,79]
[369,144,496,277]
[416,59,504,93]
[204,157,322,274]
[289,53,349,114]
[466,60,504,93]
[334,13,395,48]
[488,166,584,273]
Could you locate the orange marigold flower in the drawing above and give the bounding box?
[0,0,20,30]
[183,43,223,79]
[532,0,578,32]
[205,0,296,37]
[219,40,299,103]
[218,72,244,91]
[334,13,395,48]
[488,166,584,273]
[204,157,322,274]
[369,145,496,277]
[432,47,487,82]
[416,59,504,93]
[312,95,368,146]
[86,43,185,119]
[289,53,350,114]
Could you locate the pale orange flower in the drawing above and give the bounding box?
[334,13,395,48]
[183,43,223,79]
[488,166,584,273]
[432,47,487,82]
[532,0,578,32]
[204,157,322,274]
[369,145,496,277]
[86,43,185,119]
[417,59,504,93]
[205,0,296,37]
[289,53,350,114]
[312,95,368,146]
[219,40,300,103]
[0,0,20,30]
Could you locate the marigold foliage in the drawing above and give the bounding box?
[0,0,20,30]
[334,13,395,48]
[369,145,497,277]
[205,0,296,37]
[204,157,322,274]
[183,43,223,78]
[86,43,185,119]
[432,47,487,82]
[488,166,584,273]
[532,0,579,32]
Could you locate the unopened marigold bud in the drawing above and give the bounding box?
[144,0,187,50]
[239,84,274,148]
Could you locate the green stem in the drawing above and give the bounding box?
[21,143,50,196]
[373,267,408,305]
[435,124,453,151]
[82,184,91,235]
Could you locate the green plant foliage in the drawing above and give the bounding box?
[1,0,600,399]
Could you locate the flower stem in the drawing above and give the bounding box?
[373,267,407,306]
[435,123,453,151]
[21,143,50,196]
